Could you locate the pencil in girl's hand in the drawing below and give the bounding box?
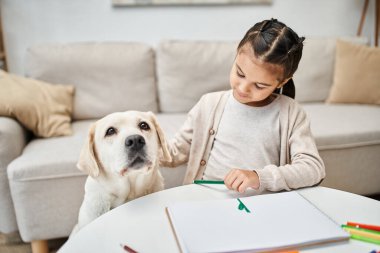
[193,180,224,185]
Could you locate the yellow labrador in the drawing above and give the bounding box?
[71,111,171,234]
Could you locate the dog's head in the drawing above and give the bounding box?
[77,111,171,178]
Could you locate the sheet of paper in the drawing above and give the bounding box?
[166,191,349,253]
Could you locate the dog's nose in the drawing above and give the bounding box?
[125,135,145,151]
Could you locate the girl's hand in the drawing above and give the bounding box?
[224,169,260,193]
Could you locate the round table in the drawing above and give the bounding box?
[59,185,380,253]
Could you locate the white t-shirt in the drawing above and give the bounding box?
[203,91,281,180]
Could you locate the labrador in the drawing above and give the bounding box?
[71,111,171,235]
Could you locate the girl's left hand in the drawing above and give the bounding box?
[224,169,260,193]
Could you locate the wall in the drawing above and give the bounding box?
[0,0,375,75]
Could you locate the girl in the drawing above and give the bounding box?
[160,18,325,193]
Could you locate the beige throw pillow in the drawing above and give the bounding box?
[327,40,380,105]
[0,70,74,137]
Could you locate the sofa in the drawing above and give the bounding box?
[1,37,379,253]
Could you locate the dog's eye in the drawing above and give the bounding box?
[138,121,150,131]
[105,127,117,137]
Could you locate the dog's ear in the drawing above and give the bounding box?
[77,123,102,178]
[148,112,172,163]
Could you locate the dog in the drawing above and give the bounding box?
[71,111,171,235]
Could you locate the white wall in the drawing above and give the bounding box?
[1,0,375,75]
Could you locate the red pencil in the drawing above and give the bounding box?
[120,243,138,253]
[347,222,380,232]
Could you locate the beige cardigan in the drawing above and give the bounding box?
[160,90,326,192]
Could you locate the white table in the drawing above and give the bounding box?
[59,185,380,253]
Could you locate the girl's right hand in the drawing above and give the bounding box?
[224,169,260,193]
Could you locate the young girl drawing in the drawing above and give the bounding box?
[160,18,325,193]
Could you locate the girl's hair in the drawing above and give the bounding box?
[237,18,305,99]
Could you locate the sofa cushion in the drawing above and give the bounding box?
[155,114,187,188]
[7,120,92,182]
[309,101,380,195]
[157,40,235,113]
[0,70,74,138]
[293,37,368,103]
[303,103,380,149]
[327,40,380,105]
[25,42,158,120]
[157,38,368,113]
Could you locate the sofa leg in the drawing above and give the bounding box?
[31,240,49,253]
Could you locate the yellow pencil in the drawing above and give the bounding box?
[343,227,380,241]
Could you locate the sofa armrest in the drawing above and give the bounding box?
[0,117,29,232]
[0,117,30,167]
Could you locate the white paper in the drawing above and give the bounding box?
[167,191,349,253]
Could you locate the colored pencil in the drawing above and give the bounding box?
[342,226,380,240]
[349,233,380,245]
[120,243,138,253]
[347,222,380,232]
[342,225,380,234]
[193,180,224,185]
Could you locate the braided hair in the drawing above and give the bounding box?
[237,18,305,99]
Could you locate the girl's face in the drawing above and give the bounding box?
[230,44,289,106]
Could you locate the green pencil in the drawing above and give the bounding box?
[193,180,224,185]
[350,234,380,245]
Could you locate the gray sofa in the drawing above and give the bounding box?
[1,37,379,253]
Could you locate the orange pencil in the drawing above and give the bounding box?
[347,222,380,232]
